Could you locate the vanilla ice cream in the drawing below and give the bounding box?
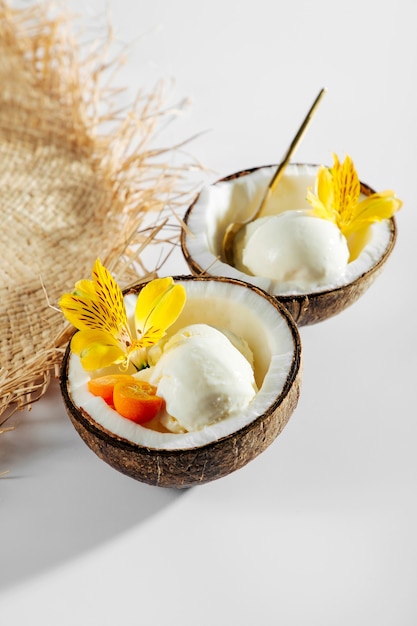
[137,324,257,433]
[233,210,350,289]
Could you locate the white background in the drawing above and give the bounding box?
[1,1,417,624]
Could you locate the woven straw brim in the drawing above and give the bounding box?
[0,1,189,424]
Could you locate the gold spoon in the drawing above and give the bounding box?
[222,87,327,265]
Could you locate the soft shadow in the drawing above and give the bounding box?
[0,379,186,590]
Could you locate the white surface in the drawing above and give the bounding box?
[1,1,416,624]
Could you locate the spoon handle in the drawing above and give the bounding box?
[256,87,327,216]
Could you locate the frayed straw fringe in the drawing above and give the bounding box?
[0,1,196,427]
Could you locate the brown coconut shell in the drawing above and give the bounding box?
[181,166,397,326]
[60,276,302,488]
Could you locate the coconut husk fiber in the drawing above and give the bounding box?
[0,1,191,426]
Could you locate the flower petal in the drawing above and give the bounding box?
[60,258,132,342]
[135,277,186,345]
[306,190,330,221]
[91,259,129,337]
[316,165,335,212]
[332,153,360,217]
[71,330,126,371]
[59,293,97,332]
[73,279,96,298]
[344,191,403,236]
[307,166,336,222]
[346,225,372,262]
[134,277,175,327]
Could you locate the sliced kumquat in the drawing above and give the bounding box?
[87,374,138,405]
[113,380,164,424]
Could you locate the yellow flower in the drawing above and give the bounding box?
[307,154,402,260]
[60,259,186,371]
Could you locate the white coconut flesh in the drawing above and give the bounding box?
[66,279,299,451]
[183,164,393,296]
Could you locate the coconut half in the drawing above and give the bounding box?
[181,164,397,325]
[60,276,302,488]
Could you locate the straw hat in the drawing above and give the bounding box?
[0,1,187,425]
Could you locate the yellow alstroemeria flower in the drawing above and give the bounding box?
[59,259,186,371]
[307,153,402,260]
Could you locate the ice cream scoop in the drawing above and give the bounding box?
[233,210,350,289]
[138,323,257,433]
